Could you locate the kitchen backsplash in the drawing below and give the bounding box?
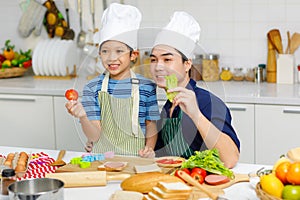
[1,0,300,73]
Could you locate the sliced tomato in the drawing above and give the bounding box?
[191,167,207,178]
[190,171,204,184]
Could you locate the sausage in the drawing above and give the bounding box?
[104,162,125,169]
[204,174,230,185]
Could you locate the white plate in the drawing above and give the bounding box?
[37,40,48,76]
[52,40,64,76]
[60,41,78,76]
[32,40,44,75]
[38,39,50,76]
[43,39,55,76]
[47,38,59,76]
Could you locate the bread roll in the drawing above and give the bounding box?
[121,172,183,194]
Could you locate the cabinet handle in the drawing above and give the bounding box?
[229,107,247,111]
[0,97,36,102]
[283,109,300,114]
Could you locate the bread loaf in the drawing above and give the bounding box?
[121,172,183,194]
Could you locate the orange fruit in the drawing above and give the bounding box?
[275,161,291,184]
[286,162,300,185]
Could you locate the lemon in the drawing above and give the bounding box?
[260,174,284,198]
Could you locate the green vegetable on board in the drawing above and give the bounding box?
[181,148,235,179]
[165,74,178,102]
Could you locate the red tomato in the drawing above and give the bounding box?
[190,171,204,184]
[191,167,207,178]
[181,168,191,175]
[65,89,78,100]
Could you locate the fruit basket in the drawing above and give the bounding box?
[0,40,32,78]
[0,67,28,78]
[256,182,282,200]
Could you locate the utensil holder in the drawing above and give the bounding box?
[276,54,294,84]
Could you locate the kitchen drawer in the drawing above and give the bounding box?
[255,104,300,165]
[0,94,55,149]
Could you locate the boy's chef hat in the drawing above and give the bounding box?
[98,3,141,50]
[154,11,201,59]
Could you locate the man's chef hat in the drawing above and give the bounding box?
[154,11,201,59]
[98,3,141,50]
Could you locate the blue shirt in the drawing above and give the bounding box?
[155,79,240,156]
[81,73,160,134]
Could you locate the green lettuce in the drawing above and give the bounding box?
[165,74,178,102]
[181,148,235,179]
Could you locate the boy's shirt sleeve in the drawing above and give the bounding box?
[82,79,101,121]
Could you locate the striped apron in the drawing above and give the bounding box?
[92,70,145,156]
[161,110,194,158]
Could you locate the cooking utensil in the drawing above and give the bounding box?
[90,0,95,30]
[45,171,131,187]
[285,31,291,54]
[177,170,228,200]
[289,32,300,54]
[267,29,283,54]
[50,150,66,167]
[77,0,86,48]
[8,178,64,200]
[64,0,70,26]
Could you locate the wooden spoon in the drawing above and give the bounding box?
[289,32,300,54]
[267,29,283,54]
[285,31,291,54]
[50,150,66,166]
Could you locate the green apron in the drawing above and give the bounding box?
[92,70,145,156]
[161,109,194,158]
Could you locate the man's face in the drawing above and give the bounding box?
[150,44,187,88]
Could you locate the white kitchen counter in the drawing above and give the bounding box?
[0,74,299,105]
[0,146,270,200]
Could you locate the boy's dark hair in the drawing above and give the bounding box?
[176,49,188,63]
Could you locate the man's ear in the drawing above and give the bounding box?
[184,59,193,73]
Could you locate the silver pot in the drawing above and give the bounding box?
[8,178,64,200]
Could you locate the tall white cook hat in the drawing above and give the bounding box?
[98,3,142,50]
[154,11,201,59]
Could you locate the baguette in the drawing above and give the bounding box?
[121,172,183,194]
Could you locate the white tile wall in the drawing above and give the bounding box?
[1,0,300,72]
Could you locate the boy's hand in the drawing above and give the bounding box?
[138,146,155,158]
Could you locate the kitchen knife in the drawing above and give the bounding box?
[45,171,131,187]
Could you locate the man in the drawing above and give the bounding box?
[150,11,240,168]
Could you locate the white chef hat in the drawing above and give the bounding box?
[98,3,142,50]
[154,11,201,59]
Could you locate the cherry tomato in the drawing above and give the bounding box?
[191,167,207,178]
[275,161,291,184]
[286,162,300,185]
[190,171,204,184]
[65,89,78,101]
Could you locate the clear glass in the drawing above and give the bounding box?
[233,68,244,81]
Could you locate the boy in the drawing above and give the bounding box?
[66,3,160,158]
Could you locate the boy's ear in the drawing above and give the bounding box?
[130,50,140,61]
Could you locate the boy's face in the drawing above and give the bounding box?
[99,40,134,79]
[150,44,190,88]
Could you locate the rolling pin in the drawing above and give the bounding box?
[45,171,131,187]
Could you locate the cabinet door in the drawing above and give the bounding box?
[227,103,255,164]
[54,97,86,151]
[0,94,55,149]
[255,105,300,165]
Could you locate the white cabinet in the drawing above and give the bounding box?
[255,104,300,165]
[53,97,86,151]
[0,94,55,149]
[227,103,255,164]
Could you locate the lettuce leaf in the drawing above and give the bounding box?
[181,148,235,179]
[165,74,178,102]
